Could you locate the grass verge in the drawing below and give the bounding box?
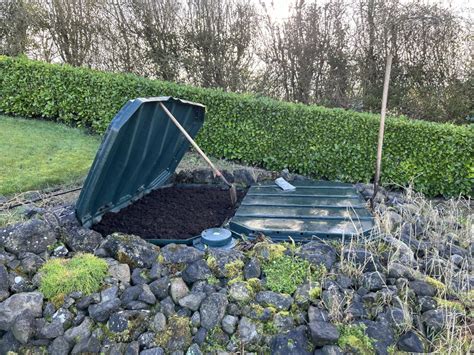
[0,115,99,196]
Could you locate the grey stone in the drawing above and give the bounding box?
[383,307,408,329]
[12,313,36,344]
[0,291,43,330]
[0,265,8,291]
[200,293,228,329]
[297,241,337,269]
[229,282,253,303]
[76,294,96,310]
[125,341,140,355]
[361,320,395,355]
[362,272,386,291]
[397,330,424,353]
[71,335,101,354]
[149,276,171,300]
[409,280,436,297]
[314,345,344,355]
[101,233,160,268]
[182,259,212,284]
[256,291,293,311]
[244,258,261,280]
[125,300,149,310]
[109,263,131,284]
[186,343,203,355]
[193,327,207,345]
[149,262,162,281]
[221,315,238,334]
[422,309,447,331]
[48,336,72,355]
[0,219,57,254]
[121,285,142,305]
[161,244,204,264]
[346,297,366,320]
[170,277,190,303]
[274,312,295,332]
[101,286,119,302]
[178,292,206,311]
[336,275,353,289]
[270,325,312,355]
[207,249,245,278]
[308,306,329,323]
[383,236,415,265]
[342,249,380,272]
[89,298,121,322]
[107,313,129,333]
[388,263,415,280]
[132,268,149,285]
[309,321,339,347]
[191,311,201,327]
[450,254,464,267]
[38,308,73,339]
[0,331,20,353]
[160,296,176,317]
[419,296,437,312]
[53,245,69,257]
[238,317,260,344]
[64,227,103,253]
[19,252,44,274]
[386,211,403,232]
[140,347,165,355]
[139,284,157,305]
[151,312,167,332]
[138,331,157,349]
[64,317,93,343]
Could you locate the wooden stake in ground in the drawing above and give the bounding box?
[159,102,238,206]
[370,54,393,209]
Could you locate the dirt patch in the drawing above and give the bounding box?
[93,185,246,240]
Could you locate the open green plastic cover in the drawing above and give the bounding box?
[76,97,205,227]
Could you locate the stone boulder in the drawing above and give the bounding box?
[0,219,57,255]
[101,233,160,268]
[0,292,43,330]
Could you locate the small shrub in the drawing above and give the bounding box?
[337,324,375,355]
[39,253,108,305]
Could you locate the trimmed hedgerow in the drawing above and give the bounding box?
[0,56,472,196]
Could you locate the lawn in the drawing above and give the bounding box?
[0,115,100,196]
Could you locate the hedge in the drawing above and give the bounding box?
[0,56,472,196]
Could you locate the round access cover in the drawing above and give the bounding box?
[193,228,236,250]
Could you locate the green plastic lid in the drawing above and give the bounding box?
[76,97,205,227]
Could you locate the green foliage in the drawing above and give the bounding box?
[0,56,472,196]
[337,324,376,355]
[262,255,312,295]
[0,114,99,196]
[39,254,108,305]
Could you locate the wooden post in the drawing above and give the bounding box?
[370,54,393,209]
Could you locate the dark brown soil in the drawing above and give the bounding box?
[93,185,245,240]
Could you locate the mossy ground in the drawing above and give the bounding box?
[39,254,108,306]
[337,324,375,354]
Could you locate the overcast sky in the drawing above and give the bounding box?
[258,0,473,20]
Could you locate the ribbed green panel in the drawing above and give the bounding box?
[230,181,374,241]
[76,97,205,227]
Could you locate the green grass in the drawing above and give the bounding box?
[39,253,108,306]
[0,115,99,196]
